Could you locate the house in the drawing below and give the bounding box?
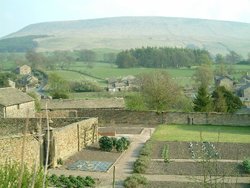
[16,65,31,75]
[0,87,35,118]
[107,75,138,92]
[237,83,250,108]
[214,76,234,91]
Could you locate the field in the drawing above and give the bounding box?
[152,124,250,143]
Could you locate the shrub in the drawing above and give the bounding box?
[140,140,152,156]
[133,156,150,173]
[99,136,113,152]
[242,159,250,173]
[124,174,148,188]
[115,137,131,152]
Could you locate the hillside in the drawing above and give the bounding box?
[3,17,250,56]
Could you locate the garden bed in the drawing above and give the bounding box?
[146,161,248,176]
[145,181,250,188]
[151,141,250,160]
[61,143,123,169]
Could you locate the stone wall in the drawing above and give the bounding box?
[0,117,98,168]
[4,101,35,118]
[0,134,40,169]
[75,109,250,126]
[45,118,98,167]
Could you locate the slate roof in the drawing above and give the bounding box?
[0,87,34,107]
[40,98,125,110]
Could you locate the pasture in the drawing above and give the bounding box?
[152,124,250,143]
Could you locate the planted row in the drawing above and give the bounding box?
[48,174,95,188]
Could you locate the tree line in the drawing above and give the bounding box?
[115,47,212,68]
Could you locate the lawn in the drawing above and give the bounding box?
[152,124,250,143]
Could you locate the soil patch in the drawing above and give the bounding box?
[146,181,250,188]
[151,141,250,160]
[146,161,249,177]
[61,143,122,168]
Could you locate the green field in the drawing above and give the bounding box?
[152,124,250,143]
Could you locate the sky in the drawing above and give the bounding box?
[1,0,250,37]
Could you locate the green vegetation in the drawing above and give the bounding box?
[133,140,153,173]
[152,125,250,143]
[98,136,130,152]
[124,174,148,188]
[0,162,46,188]
[116,47,211,68]
[161,144,169,163]
[193,86,213,112]
[242,159,250,173]
[0,35,47,52]
[48,174,95,187]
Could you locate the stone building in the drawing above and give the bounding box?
[16,65,31,75]
[214,76,234,91]
[0,87,35,118]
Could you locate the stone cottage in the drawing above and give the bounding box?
[214,76,234,91]
[0,87,35,118]
[16,65,31,75]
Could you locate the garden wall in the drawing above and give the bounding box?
[74,109,250,126]
[51,118,98,167]
[0,117,98,168]
[0,134,40,169]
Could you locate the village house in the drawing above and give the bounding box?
[214,76,234,91]
[0,87,35,118]
[107,75,138,92]
[16,65,31,75]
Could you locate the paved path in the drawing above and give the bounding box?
[49,128,154,188]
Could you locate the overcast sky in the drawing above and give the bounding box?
[1,0,250,37]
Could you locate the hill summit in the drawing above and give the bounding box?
[5,17,250,56]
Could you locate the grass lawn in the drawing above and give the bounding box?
[152,124,250,143]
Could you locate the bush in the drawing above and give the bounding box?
[124,174,148,188]
[115,137,131,152]
[99,136,113,152]
[242,159,250,173]
[133,156,150,173]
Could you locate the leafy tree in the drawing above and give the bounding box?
[225,51,242,64]
[193,63,214,88]
[48,73,70,99]
[212,86,243,113]
[193,86,213,112]
[0,72,16,87]
[116,51,138,68]
[139,71,182,112]
[212,88,227,112]
[77,50,96,62]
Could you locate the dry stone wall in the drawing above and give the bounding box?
[0,134,40,169]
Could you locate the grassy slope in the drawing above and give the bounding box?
[152,124,250,143]
[5,17,250,56]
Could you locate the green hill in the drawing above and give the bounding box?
[3,17,250,56]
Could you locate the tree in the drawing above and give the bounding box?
[48,73,70,99]
[193,63,214,88]
[215,54,228,76]
[115,51,138,68]
[139,71,182,112]
[212,86,243,113]
[212,88,227,112]
[193,86,213,112]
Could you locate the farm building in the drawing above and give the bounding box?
[0,87,35,118]
[214,76,234,91]
[16,65,31,75]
